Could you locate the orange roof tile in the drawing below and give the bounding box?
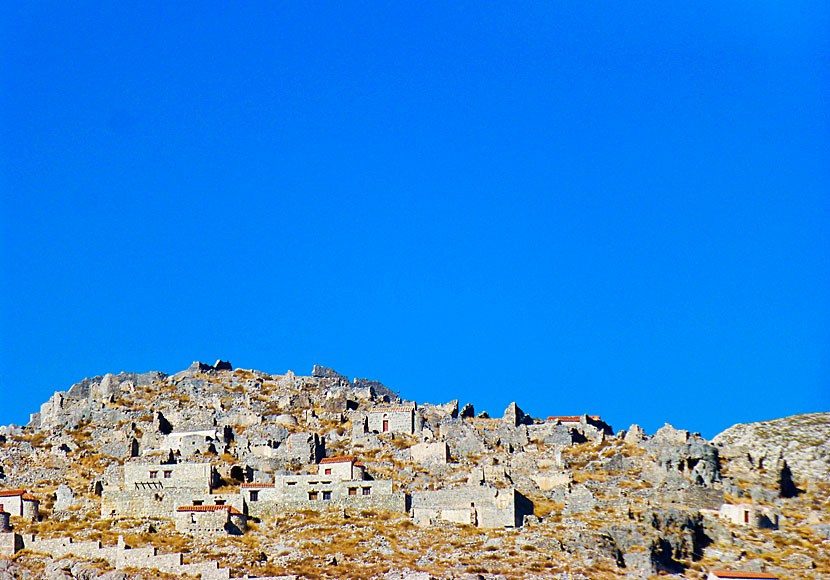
[368,405,415,412]
[240,483,275,488]
[709,572,779,579]
[0,490,25,497]
[176,505,244,515]
[320,456,356,464]
[21,493,37,501]
[545,415,601,422]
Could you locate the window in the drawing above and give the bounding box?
[348,488,357,496]
[163,471,172,479]
[322,481,331,485]
[249,491,259,502]
[149,471,158,479]
[214,500,226,505]
[362,487,371,496]
[193,500,203,506]
[287,481,297,486]
[382,420,389,433]
[322,491,331,500]
[308,491,318,500]
[324,468,332,475]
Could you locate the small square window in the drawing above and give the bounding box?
[287,481,297,486]
[163,471,172,479]
[362,487,371,496]
[249,491,259,502]
[214,500,226,505]
[149,471,158,479]
[193,500,203,506]
[324,468,332,475]
[322,491,331,500]
[348,488,357,496]
[308,491,318,500]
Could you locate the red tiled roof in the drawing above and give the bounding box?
[354,462,365,467]
[21,493,37,501]
[545,415,601,422]
[0,490,25,497]
[320,456,356,464]
[176,505,244,515]
[709,572,779,579]
[240,483,275,488]
[368,405,415,412]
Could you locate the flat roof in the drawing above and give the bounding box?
[709,571,779,579]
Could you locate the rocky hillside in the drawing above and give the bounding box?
[0,361,828,580]
[713,413,830,482]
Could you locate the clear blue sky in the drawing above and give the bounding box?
[1,2,828,439]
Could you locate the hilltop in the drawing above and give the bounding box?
[0,361,828,580]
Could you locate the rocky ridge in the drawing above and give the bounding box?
[0,361,827,580]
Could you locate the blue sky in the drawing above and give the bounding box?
[1,2,828,438]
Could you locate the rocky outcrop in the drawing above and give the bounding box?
[713,412,830,482]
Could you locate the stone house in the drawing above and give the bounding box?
[241,456,408,518]
[367,405,416,434]
[318,456,366,481]
[412,485,534,529]
[716,503,779,529]
[101,462,240,518]
[174,505,247,535]
[0,490,39,520]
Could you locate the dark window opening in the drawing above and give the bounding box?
[322,491,331,500]
[163,471,172,479]
[215,500,226,505]
[149,471,158,479]
[193,500,203,506]
[348,488,357,496]
[249,491,259,502]
[308,491,318,500]
[324,468,332,475]
[362,487,371,496]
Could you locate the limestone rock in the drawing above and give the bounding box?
[625,424,646,444]
[713,412,830,482]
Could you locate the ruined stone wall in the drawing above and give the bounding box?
[15,534,230,580]
[411,486,532,529]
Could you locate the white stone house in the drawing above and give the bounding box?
[367,405,415,434]
[0,490,39,520]
[174,505,247,535]
[716,503,779,529]
[318,456,366,480]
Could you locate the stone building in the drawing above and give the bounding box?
[412,485,534,529]
[716,503,779,529]
[367,405,416,434]
[0,490,39,520]
[241,456,408,518]
[101,462,240,518]
[174,505,247,535]
[318,456,366,480]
